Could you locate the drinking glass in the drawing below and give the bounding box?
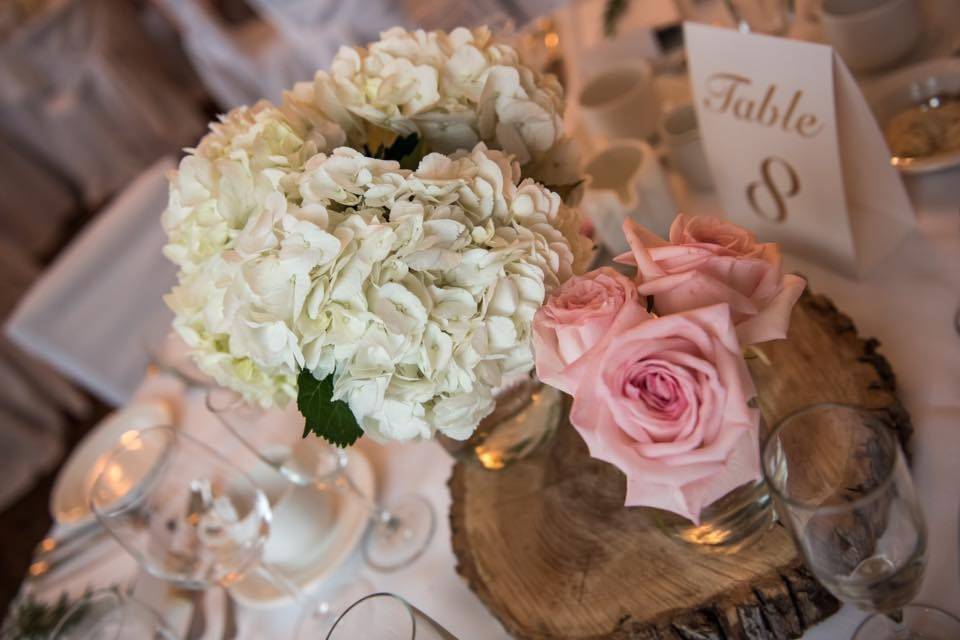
[324,592,458,640]
[762,403,960,639]
[89,426,360,639]
[50,588,178,640]
[206,388,435,571]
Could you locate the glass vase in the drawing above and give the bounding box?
[653,477,775,554]
[438,374,564,470]
[653,390,775,553]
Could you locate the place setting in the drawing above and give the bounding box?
[2,1,960,639]
[22,348,440,638]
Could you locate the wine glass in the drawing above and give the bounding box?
[762,403,960,639]
[324,592,458,640]
[89,426,363,638]
[50,588,178,640]
[206,388,435,571]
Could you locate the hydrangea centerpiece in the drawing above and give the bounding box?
[162,27,590,446]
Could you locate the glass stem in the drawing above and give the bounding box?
[328,468,398,530]
[886,609,912,640]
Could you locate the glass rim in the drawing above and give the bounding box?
[204,386,249,414]
[89,425,178,519]
[324,592,415,640]
[761,402,902,514]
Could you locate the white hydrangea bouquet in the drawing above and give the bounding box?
[162,27,591,447]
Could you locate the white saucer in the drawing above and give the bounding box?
[228,448,374,609]
[50,401,174,528]
[865,58,960,176]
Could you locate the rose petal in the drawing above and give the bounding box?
[735,274,806,344]
[566,304,761,523]
[620,215,805,346]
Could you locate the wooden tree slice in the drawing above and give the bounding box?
[448,290,912,639]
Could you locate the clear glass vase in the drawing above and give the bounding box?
[438,374,564,470]
[652,379,775,554]
[653,477,775,554]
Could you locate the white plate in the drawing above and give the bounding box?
[228,449,374,609]
[866,58,960,175]
[50,401,174,528]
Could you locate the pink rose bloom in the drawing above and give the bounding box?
[617,215,806,345]
[568,304,759,523]
[533,267,650,395]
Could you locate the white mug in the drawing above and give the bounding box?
[582,139,677,248]
[659,102,714,192]
[578,61,662,141]
[821,0,921,73]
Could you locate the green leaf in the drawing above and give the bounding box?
[297,369,363,448]
[364,132,422,169]
[383,132,420,164]
[7,589,94,639]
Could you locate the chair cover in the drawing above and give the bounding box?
[0,0,203,206]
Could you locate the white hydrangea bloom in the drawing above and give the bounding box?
[290,26,580,187]
[162,28,593,444]
[165,131,590,442]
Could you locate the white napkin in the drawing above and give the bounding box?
[6,157,177,406]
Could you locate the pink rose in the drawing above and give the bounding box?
[568,304,759,523]
[533,267,650,395]
[617,215,805,345]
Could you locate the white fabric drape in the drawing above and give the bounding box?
[153,0,314,108]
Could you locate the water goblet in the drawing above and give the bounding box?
[206,388,435,571]
[762,403,960,639]
[324,592,457,640]
[89,425,364,639]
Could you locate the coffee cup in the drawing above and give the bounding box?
[582,139,677,245]
[659,102,714,192]
[578,61,662,141]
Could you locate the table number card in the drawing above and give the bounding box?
[684,23,915,276]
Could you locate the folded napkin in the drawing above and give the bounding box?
[6,157,177,406]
